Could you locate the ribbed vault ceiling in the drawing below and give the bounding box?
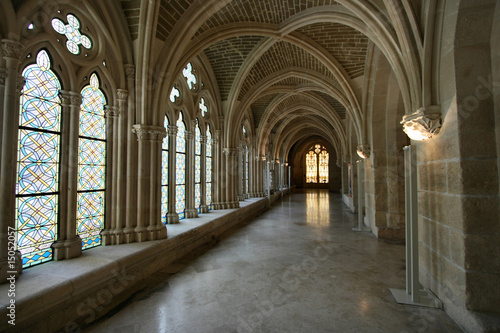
[118,0,373,156]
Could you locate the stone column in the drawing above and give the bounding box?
[199,135,209,213]
[212,130,222,210]
[101,106,118,244]
[167,125,179,224]
[132,125,167,240]
[124,65,137,243]
[185,125,198,218]
[237,146,244,201]
[112,89,128,244]
[53,91,82,260]
[0,40,24,281]
[224,148,240,208]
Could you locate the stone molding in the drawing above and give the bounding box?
[185,130,194,140]
[356,144,371,159]
[401,106,441,141]
[132,124,167,142]
[167,125,178,137]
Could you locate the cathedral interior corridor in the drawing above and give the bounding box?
[84,190,461,333]
[0,0,499,332]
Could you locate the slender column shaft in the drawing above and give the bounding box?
[114,89,128,243]
[53,91,82,259]
[124,65,137,241]
[200,135,209,213]
[185,128,198,218]
[0,41,24,280]
[167,125,179,223]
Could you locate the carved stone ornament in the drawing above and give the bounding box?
[167,125,177,137]
[132,124,167,142]
[223,148,238,156]
[124,65,135,79]
[0,68,7,86]
[70,93,82,106]
[17,75,26,92]
[185,131,194,140]
[401,106,441,141]
[59,91,72,106]
[104,106,120,118]
[117,89,128,101]
[356,144,371,159]
[1,40,23,60]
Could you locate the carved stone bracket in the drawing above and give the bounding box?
[356,144,371,159]
[132,124,167,142]
[401,106,441,141]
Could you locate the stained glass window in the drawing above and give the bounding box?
[176,112,186,219]
[161,116,169,224]
[206,125,212,208]
[16,50,61,267]
[306,151,317,183]
[319,150,329,183]
[170,86,180,103]
[195,121,201,212]
[306,145,329,184]
[77,73,106,250]
[199,98,208,117]
[52,14,92,55]
[182,63,197,90]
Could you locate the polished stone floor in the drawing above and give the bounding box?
[85,189,463,333]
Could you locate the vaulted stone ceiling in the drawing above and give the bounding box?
[119,0,373,156]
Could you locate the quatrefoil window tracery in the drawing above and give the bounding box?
[52,14,92,55]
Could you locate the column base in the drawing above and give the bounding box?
[200,205,209,214]
[147,225,167,240]
[134,226,148,242]
[167,213,179,224]
[212,202,224,210]
[101,229,112,245]
[0,251,23,284]
[111,228,125,245]
[123,227,136,244]
[185,209,198,219]
[53,236,82,261]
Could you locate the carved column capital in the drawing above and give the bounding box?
[132,124,166,142]
[167,125,177,137]
[200,135,207,144]
[124,65,135,79]
[223,148,238,156]
[185,130,194,140]
[401,106,441,141]
[104,106,120,118]
[59,90,82,107]
[117,89,128,101]
[356,144,371,159]
[1,40,23,60]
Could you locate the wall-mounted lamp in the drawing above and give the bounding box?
[401,106,441,141]
[356,144,370,159]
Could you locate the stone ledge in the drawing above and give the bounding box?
[0,191,291,333]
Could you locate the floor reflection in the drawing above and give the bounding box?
[306,189,330,227]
